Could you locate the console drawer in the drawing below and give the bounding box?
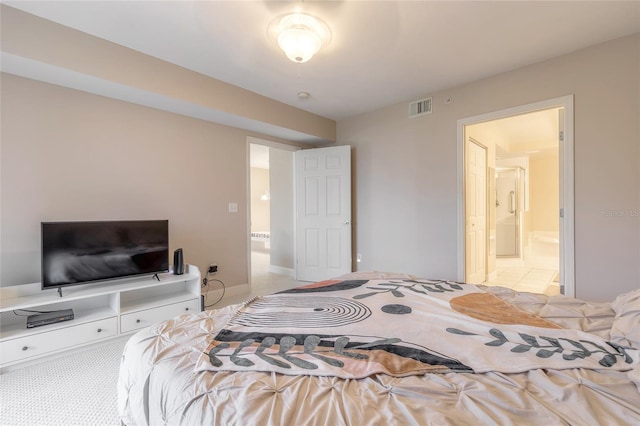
[1,317,118,365]
[120,299,199,334]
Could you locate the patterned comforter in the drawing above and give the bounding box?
[118,274,640,425]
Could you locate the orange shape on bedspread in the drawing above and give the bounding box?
[450,293,562,329]
[295,279,343,289]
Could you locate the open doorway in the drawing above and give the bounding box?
[458,96,575,297]
[248,138,302,295]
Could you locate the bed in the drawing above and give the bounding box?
[118,272,640,425]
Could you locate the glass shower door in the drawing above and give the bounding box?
[496,168,522,257]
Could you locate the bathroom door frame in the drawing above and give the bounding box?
[456,95,575,297]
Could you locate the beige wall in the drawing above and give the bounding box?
[338,34,640,301]
[250,167,270,233]
[530,154,559,233]
[0,73,301,288]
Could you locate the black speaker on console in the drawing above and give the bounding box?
[173,248,184,275]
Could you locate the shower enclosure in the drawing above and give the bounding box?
[496,167,525,258]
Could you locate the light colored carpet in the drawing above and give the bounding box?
[0,337,127,426]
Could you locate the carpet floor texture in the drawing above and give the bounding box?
[0,338,126,426]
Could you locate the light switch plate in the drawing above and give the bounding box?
[228,202,238,213]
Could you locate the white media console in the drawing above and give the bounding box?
[0,265,201,369]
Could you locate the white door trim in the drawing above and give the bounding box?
[456,95,575,297]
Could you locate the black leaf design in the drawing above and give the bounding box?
[209,342,230,354]
[255,337,290,368]
[448,283,464,290]
[489,328,507,341]
[540,337,562,348]
[352,338,401,349]
[519,333,540,347]
[599,354,617,367]
[278,336,296,354]
[562,351,587,360]
[230,355,255,367]
[275,336,319,369]
[446,328,477,336]
[333,336,368,359]
[206,342,230,367]
[420,285,444,293]
[281,353,318,369]
[536,349,557,358]
[447,326,625,368]
[255,351,291,368]
[480,328,507,348]
[562,339,589,352]
[302,335,344,367]
[391,290,405,298]
[303,335,321,352]
[607,342,634,364]
[334,336,349,353]
[353,292,382,299]
[511,344,531,353]
[230,339,256,367]
[207,351,223,367]
[256,337,276,353]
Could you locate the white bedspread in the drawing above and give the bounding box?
[118,279,640,426]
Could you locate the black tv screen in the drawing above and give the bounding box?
[41,220,169,290]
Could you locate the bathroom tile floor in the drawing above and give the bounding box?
[485,266,560,296]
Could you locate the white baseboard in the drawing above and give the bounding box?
[268,265,295,277]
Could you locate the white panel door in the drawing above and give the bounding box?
[296,145,351,282]
[465,139,487,284]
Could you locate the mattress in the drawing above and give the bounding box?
[118,273,640,425]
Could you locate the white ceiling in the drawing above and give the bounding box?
[4,1,639,124]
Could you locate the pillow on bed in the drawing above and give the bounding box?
[609,288,640,348]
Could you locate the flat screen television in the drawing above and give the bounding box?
[41,220,169,291]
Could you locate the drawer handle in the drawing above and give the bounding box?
[22,346,28,351]
[185,307,189,311]
[136,319,141,323]
[97,328,102,333]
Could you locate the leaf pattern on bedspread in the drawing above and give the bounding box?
[206,330,473,373]
[446,327,636,367]
[206,335,403,370]
[196,279,640,378]
[353,280,465,300]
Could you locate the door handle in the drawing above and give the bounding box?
[509,191,515,214]
[344,220,352,225]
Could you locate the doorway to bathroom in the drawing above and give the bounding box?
[458,96,575,297]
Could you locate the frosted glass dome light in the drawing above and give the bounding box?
[276,13,329,63]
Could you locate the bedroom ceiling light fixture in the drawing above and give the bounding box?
[275,13,331,63]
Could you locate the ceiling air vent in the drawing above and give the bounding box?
[409,97,432,118]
